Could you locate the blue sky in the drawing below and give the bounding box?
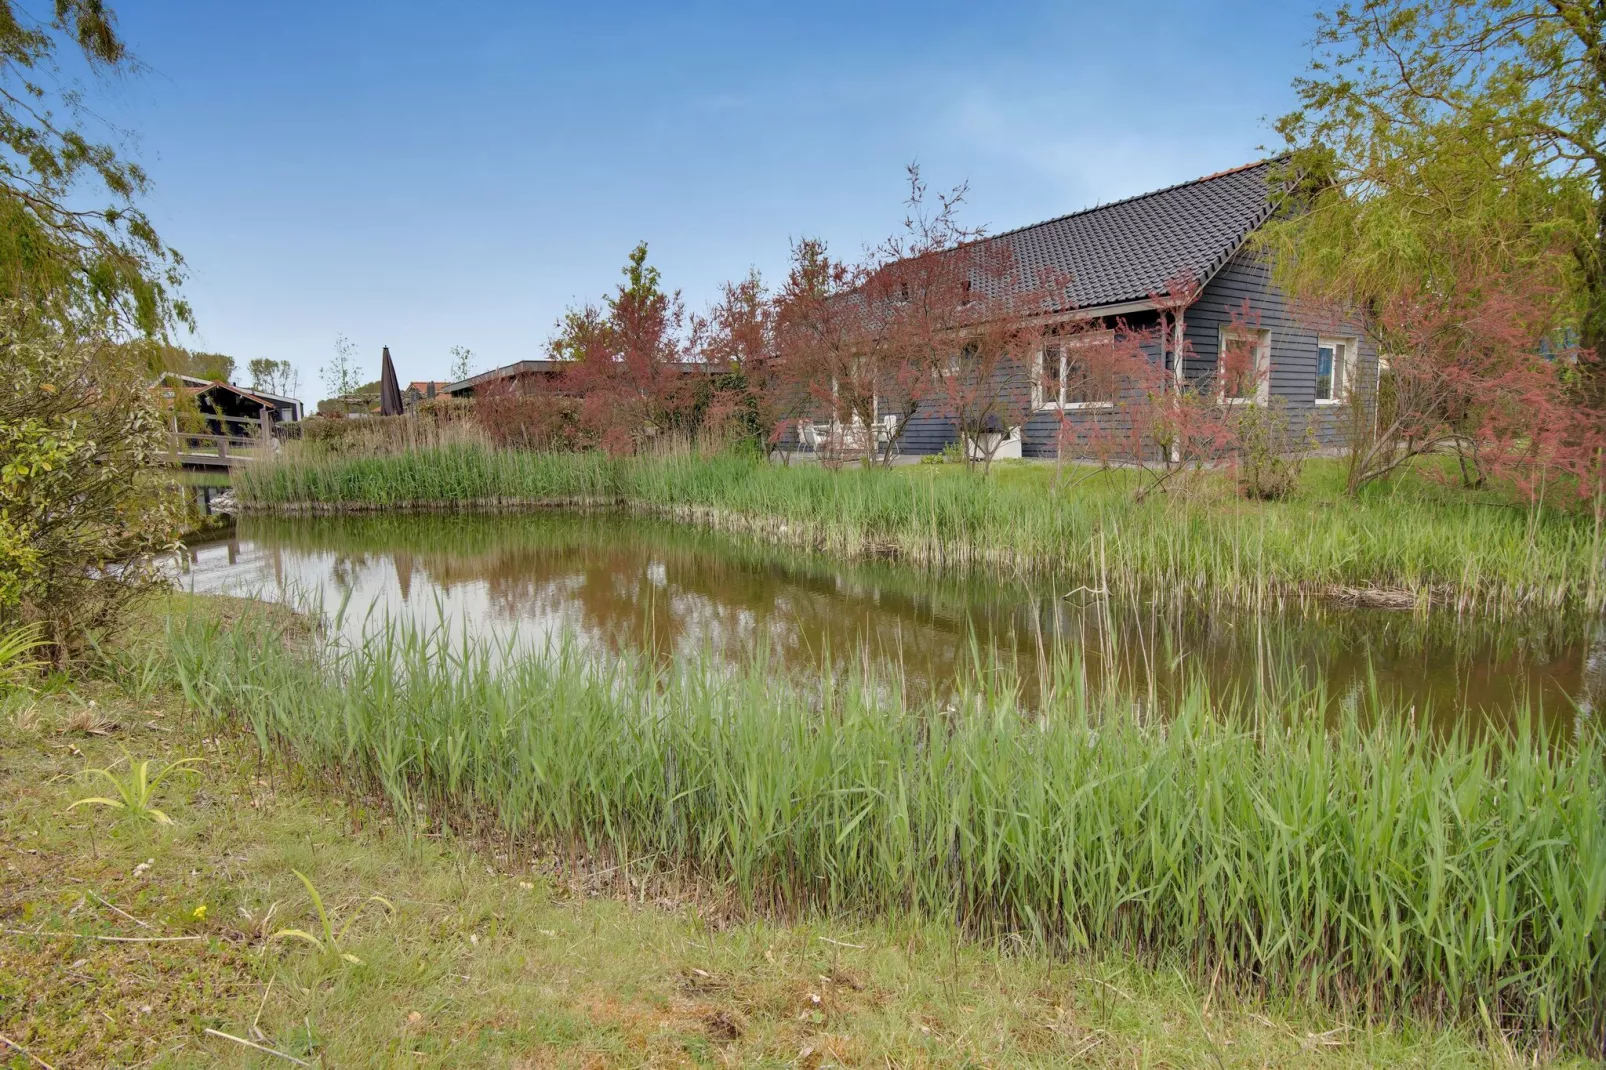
[93,0,1322,401]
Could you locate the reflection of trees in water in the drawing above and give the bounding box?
[1576,619,1606,732]
[232,513,1594,732]
[327,551,382,597]
[380,538,1591,730]
[393,551,415,602]
[392,540,985,687]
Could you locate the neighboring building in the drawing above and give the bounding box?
[828,159,1376,459]
[444,360,568,399]
[407,381,450,404]
[167,374,303,430]
[445,360,714,399]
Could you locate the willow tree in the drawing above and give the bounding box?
[0,1,188,336]
[1,4,191,660]
[1262,1,1603,398]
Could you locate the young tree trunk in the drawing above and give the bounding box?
[1580,190,1606,410]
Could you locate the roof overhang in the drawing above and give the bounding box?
[192,380,275,407]
[445,360,565,395]
[1004,296,1164,333]
[1055,297,1163,322]
[250,388,302,406]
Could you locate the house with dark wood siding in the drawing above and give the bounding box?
[880,159,1374,459]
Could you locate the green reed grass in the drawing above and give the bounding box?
[157,608,1606,1048]
[234,444,1601,614]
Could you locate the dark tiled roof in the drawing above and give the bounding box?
[996,159,1278,311]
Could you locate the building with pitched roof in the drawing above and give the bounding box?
[169,374,303,426]
[871,159,1375,459]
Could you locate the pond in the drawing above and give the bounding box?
[182,512,1600,732]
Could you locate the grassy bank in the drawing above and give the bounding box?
[5,603,1584,1066]
[139,602,1606,1052]
[235,444,1603,613]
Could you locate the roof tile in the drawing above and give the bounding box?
[995,159,1277,310]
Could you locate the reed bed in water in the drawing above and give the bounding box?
[235,443,1601,613]
[158,609,1606,1047]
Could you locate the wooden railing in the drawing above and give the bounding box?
[168,432,265,465]
[168,411,291,467]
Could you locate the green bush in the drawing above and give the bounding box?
[0,311,183,662]
[1235,399,1314,500]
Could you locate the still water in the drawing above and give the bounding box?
[183,512,1600,730]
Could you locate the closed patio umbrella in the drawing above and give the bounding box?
[379,345,404,416]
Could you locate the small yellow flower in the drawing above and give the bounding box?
[191,904,207,920]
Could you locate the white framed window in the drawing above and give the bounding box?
[1315,337,1356,403]
[1218,326,1271,404]
[1035,330,1116,410]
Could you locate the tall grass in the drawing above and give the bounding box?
[227,509,1597,732]
[158,608,1606,1048]
[236,443,1601,613]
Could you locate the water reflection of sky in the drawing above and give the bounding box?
[180,513,1599,733]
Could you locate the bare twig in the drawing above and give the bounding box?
[1089,976,1133,1002]
[3,928,207,943]
[89,891,154,930]
[252,975,276,1038]
[816,936,867,949]
[0,1031,57,1070]
[203,1029,310,1066]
